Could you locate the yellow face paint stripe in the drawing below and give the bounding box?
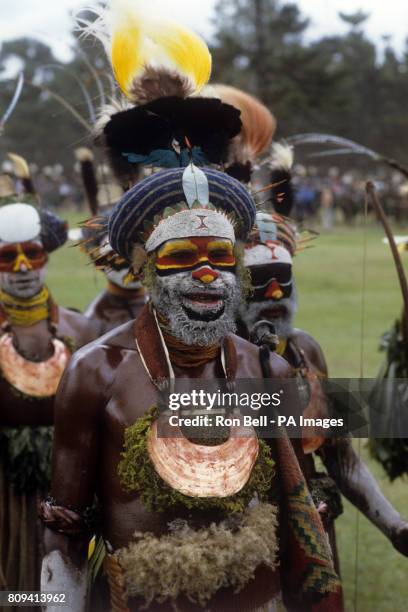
[157,239,198,259]
[12,246,33,272]
[155,260,236,271]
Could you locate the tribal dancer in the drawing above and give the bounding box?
[75,148,147,335]
[40,2,342,611]
[0,174,98,601]
[40,166,343,612]
[83,219,147,334]
[240,145,408,565]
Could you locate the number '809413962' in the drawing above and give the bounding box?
[0,592,67,606]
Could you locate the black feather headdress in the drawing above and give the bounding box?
[104,96,242,168]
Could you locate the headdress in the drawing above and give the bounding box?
[206,84,276,183]
[108,165,256,266]
[74,147,127,271]
[245,142,315,265]
[267,142,295,217]
[7,152,37,198]
[0,166,67,252]
[74,148,99,216]
[0,203,68,252]
[79,0,242,186]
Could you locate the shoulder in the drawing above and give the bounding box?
[83,290,110,318]
[291,328,328,375]
[57,321,141,404]
[58,306,99,346]
[70,320,137,361]
[229,334,292,378]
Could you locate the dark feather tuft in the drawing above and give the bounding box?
[225,162,252,184]
[79,160,99,216]
[103,96,242,167]
[270,168,295,216]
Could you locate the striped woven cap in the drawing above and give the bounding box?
[109,167,256,261]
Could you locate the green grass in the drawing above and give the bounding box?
[48,213,408,611]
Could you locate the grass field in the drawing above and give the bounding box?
[48,213,408,611]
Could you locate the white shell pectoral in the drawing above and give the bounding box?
[0,334,71,398]
[147,418,259,498]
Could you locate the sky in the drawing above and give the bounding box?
[0,0,407,62]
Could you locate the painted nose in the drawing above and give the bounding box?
[192,267,220,284]
[12,253,33,272]
[265,280,283,300]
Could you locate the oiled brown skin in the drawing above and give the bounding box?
[84,289,147,335]
[0,307,98,427]
[45,322,291,611]
[285,329,408,557]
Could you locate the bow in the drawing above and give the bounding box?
[0,72,24,134]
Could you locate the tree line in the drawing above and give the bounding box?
[1,0,408,174]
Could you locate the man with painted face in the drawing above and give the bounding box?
[0,191,98,597]
[241,209,408,563]
[74,148,148,335]
[40,165,343,612]
[39,6,343,610]
[82,215,147,335]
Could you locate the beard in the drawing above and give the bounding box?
[0,268,47,299]
[149,270,242,346]
[240,286,298,341]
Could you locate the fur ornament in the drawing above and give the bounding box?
[115,502,279,608]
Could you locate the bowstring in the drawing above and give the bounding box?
[353,188,369,611]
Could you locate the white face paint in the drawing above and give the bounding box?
[98,234,142,290]
[105,267,142,290]
[0,267,47,298]
[241,282,298,340]
[146,208,236,253]
[0,239,47,298]
[149,269,241,346]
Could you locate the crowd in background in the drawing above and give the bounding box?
[5,157,406,232]
[291,167,408,229]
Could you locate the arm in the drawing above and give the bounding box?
[319,439,408,556]
[300,332,408,554]
[40,346,108,611]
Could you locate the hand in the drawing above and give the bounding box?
[317,501,329,516]
[390,520,408,556]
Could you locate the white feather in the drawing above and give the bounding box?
[270,142,294,171]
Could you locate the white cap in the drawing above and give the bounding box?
[0,203,41,243]
[244,243,292,267]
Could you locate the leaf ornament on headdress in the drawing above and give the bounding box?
[182,164,209,209]
[80,1,241,183]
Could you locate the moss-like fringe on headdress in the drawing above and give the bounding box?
[118,407,275,514]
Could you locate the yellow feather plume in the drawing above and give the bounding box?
[84,0,211,103]
[7,152,30,179]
